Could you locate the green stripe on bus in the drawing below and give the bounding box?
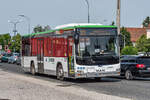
[23,25,117,37]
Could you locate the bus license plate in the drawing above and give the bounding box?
[106,67,114,72]
[87,68,95,73]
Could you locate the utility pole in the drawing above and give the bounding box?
[124,35,126,48]
[85,0,90,23]
[116,0,121,35]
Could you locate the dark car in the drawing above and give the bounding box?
[121,55,150,80]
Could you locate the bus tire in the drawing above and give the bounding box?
[56,64,64,81]
[30,62,36,75]
[125,70,133,80]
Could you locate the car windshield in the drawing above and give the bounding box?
[4,54,12,57]
[13,53,19,56]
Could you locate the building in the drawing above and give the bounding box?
[125,25,150,46]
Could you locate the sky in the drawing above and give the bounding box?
[0,0,149,35]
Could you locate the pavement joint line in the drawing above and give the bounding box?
[0,70,132,100]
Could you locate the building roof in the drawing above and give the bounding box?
[126,27,147,42]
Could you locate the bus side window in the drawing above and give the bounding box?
[64,38,68,57]
[44,38,48,56]
[52,37,56,57]
[47,38,50,56]
[34,38,37,56]
[22,40,25,56]
[49,38,51,56]
[31,38,37,56]
[23,38,30,56]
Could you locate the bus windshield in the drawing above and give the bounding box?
[75,28,119,65]
[77,36,118,56]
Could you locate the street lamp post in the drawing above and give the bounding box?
[8,20,21,52]
[123,35,126,48]
[8,20,21,36]
[18,15,30,34]
[85,0,90,23]
[18,15,31,55]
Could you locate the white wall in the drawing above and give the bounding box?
[146,29,150,39]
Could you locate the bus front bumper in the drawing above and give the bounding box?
[75,71,120,78]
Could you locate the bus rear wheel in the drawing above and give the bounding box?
[30,62,36,75]
[56,64,64,81]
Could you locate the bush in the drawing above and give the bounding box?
[121,46,138,55]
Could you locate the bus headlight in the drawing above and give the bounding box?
[77,67,85,70]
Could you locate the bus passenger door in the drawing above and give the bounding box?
[37,39,44,73]
[68,37,75,77]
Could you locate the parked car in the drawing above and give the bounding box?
[0,51,6,62]
[1,53,12,62]
[16,56,21,65]
[121,55,150,80]
[8,53,20,64]
[8,56,15,64]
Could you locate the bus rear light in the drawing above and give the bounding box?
[136,64,145,68]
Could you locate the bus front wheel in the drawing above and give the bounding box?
[56,64,64,81]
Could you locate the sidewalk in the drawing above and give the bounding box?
[0,69,131,100]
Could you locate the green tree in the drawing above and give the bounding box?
[136,34,147,52]
[44,25,51,31]
[33,25,44,33]
[145,38,150,53]
[0,33,11,50]
[33,25,51,33]
[121,27,132,47]
[136,34,150,54]
[142,16,150,27]
[121,46,138,55]
[9,33,21,53]
[111,21,115,26]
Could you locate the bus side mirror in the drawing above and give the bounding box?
[119,34,124,48]
[74,29,80,44]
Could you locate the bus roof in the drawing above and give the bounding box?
[23,23,117,37]
[54,23,116,29]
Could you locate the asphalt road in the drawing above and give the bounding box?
[0,63,150,100]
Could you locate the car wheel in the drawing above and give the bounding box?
[30,62,36,75]
[125,70,134,80]
[56,64,64,81]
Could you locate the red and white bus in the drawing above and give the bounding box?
[21,23,120,80]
